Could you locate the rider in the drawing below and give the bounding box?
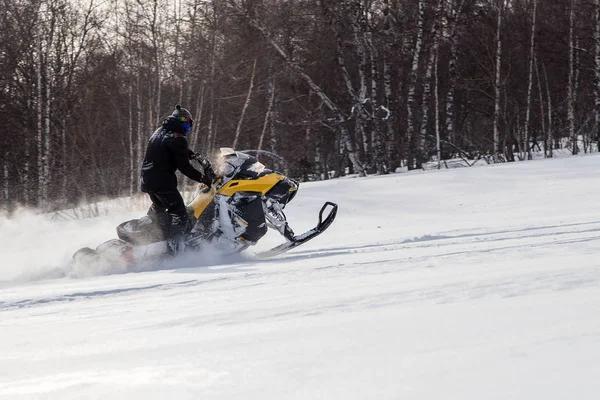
[140,105,213,254]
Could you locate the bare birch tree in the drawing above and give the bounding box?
[258,63,276,155]
[419,0,443,168]
[351,3,370,158]
[23,140,29,206]
[444,0,462,146]
[493,0,504,162]
[523,0,537,160]
[543,60,553,158]
[205,1,219,154]
[533,54,545,154]
[595,0,600,145]
[3,153,8,207]
[406,0,425,169]
[564,1,576,153]
[382,0,396,171]
[36,8,45,206]
[232,59,257,149]
[566,0,577,154]
[434,41,441,170]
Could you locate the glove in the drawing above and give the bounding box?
[201,172,214,187]
[188,149,197,160]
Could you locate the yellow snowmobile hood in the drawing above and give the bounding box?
[188,173,292,219]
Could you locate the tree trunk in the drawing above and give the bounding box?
[366,30,386,173]
[129,83,135,197]
[418,0,442,168]
[183,82,206,195]
[210,99,221,152]
[37,20,44,207]
[43,46,51,203]
[190,82,205,152]
[406,0,425,169]
[61,116,68,201]
[351,9,369,158]
[382,0,395,172]
[24,138,29,206]
[258,70,275,155]
[493,0,503,162]
[205,11,218,154]
[136,70,143,187]
[151,0,162,126]
[574,34,580,108]
[524,0,537,161]
[341,124,363,176]
[206,102,215,155]
[3,153,8,208]
[232,58,257,149]
[534,54,546,153]
[434,38,441,169]
[445,36,458,146]
[445,0,464,146]
[568,0,577,154]
[596,0,600,147]
[269,98,277,154]
[155,74,162,127]
[543,60,553,158]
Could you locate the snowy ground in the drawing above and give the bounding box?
[1,154,600,399]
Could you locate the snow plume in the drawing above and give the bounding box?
[0,208,129,282]
[62,246,248,280]
[0,206,252,284]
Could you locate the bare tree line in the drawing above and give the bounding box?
[1,0,600,213]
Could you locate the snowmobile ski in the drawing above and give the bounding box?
[257,202,338,258]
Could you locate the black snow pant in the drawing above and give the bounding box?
[146,191,189,251]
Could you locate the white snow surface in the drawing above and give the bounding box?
[1,154,600,399]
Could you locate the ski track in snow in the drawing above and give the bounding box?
[2,219,600,313]
[2,154,600,399]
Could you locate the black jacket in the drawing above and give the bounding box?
[140,118,205,193]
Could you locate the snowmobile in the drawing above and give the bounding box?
[72,147,337,267]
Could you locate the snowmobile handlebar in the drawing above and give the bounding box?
[189,152,217,182]
[190,153,211,168]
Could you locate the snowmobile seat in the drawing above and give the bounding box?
[117,215,167,246]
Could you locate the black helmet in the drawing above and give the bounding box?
[171,104,193,124]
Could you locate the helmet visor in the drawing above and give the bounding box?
[176,115,193,126]
[181,121,191,134]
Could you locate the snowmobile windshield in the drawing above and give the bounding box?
[217,151,267,180]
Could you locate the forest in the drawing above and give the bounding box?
[1,0,599,212]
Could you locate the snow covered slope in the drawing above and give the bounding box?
[2,154,600,399]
